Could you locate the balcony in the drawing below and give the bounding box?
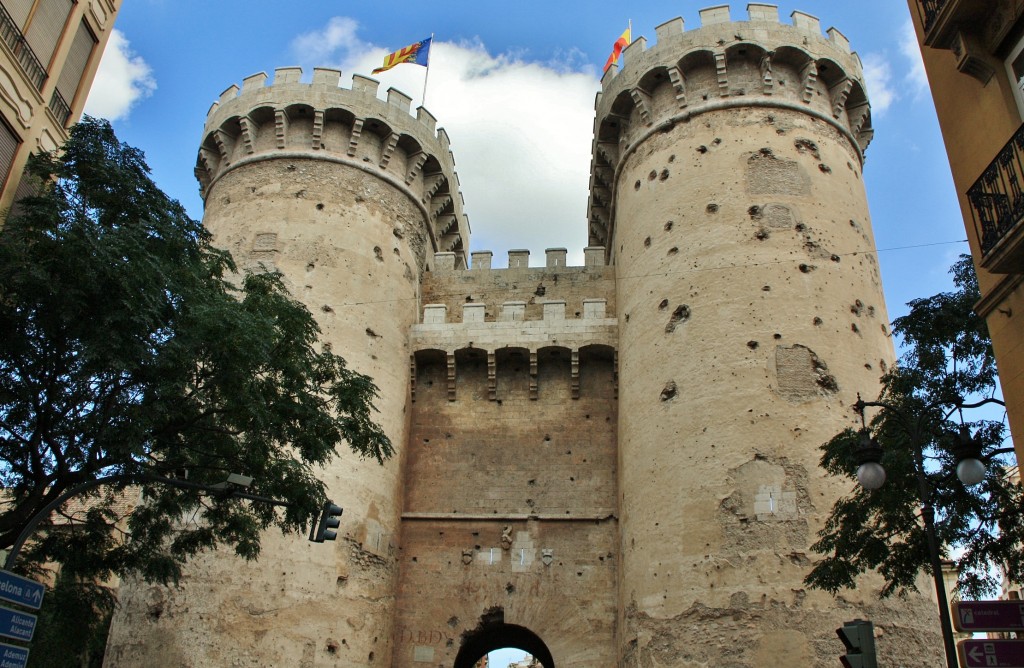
[48,89,69,127]
[915,0,1009,51]
[968,123,1024,274]
[0,3,45,90]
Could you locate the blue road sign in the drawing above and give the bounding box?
[0,642,28,668]
[0,571,43,611]
[0,606,35,643]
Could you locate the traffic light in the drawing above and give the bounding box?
[836,619,877,668]
[309,500,343,543]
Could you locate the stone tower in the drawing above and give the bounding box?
[105,67,469,666]
[590,5,936,666]
[105,6,945,668]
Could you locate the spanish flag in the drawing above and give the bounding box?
[372,37,432,75]
[603,26,631,73]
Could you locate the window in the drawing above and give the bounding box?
[54,18,95,121]
[1005,33,1024,119]
[22,0,72,69]
[0,115,20,191]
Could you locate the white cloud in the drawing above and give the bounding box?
[899,18,929,95]
[291,17,364,65]
[84,30,156,121]
[290,20,600,266]
[860,53,896,115]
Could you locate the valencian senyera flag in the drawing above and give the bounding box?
[372,37,432,75]
[603,26,631,73]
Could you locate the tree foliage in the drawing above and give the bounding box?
[805,255,1020,599]
[0,118,392,587]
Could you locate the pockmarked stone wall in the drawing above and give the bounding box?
[589,5,945,667]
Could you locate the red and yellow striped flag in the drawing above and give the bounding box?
[603,26,631,73]
[372,37,432,75]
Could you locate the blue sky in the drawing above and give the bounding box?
[80,3,971,664]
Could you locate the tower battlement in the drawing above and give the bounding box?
[196,66,469,265]
[589,4,874,250]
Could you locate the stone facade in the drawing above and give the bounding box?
[106,6,945,667]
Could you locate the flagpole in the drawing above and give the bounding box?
[422,33,435,108]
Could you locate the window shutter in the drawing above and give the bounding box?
[5,0,33,29]
[55,18,94,105]
[24,0,72,69]
[0,118,21,191]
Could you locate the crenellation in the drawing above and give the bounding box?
[349,72,377,94]
[508,249,530,268]
[311,67,340,87]
[584,246,606,266]
[827,26,851,52]
[416,106,437,132]
[273,66,302,85]
[699,5,732,25]
[423,304,447,324]
[790,9,821,34]
[655,17,684,42]
[545,248,567,267]
[387,87,412,113]
[241,72,267,92]
[470,250,492,269]
[500,301,526,321]
[433,251,456,272]
[218,84,239,105]
[747,3,780,22]
[463,303,485,323]
[543,300,566,321]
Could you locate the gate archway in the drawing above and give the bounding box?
[452,623,554,668]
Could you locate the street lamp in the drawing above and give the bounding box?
[852,396,988,668]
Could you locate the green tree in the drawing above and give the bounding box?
[805,255,1020,599]
[0,117,393,588]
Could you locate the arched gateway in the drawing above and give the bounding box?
[453,623,554,668]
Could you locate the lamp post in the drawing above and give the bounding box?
[852,397,989,668]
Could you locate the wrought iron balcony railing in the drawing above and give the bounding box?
[0,3,45,90]
[48,89,69,127]
[968,123,1024,273]
[918,0,949,33]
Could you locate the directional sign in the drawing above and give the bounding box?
[959,640,1024,668]
[955,600,1024,632]
[0,571,43,611]
[0,642,28,668]
[0,606,35,643]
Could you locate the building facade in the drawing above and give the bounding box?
[0,0,120,214]
[907,0,1024,459]
[105,6,945,667]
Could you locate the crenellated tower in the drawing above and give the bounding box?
[106,67,469,667]
[592,5,939,666]
[105,7,948,668]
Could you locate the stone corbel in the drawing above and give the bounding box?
[310,110,324,150]
[529,351,538,400]
[714,50,729,97]
[629,88,653,126]
[347,118,363,157]
[800,61,818,104]
[274,109,289,149]
[446,352,456,402]
[830,78,853,119]
[379,132,400,169]
[668,65,688,108]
